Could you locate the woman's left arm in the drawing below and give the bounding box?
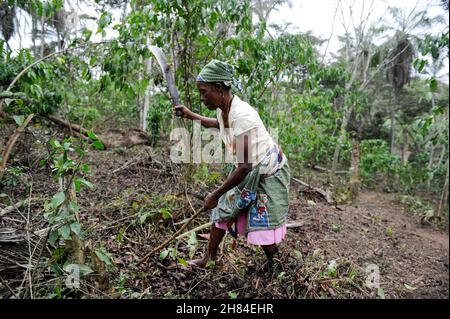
[204,133,252,210]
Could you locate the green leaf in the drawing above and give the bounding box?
[228,291,238,299]
[4,98,15,107]
[418,59,427,73]
[81,164,90,174]
[82,28,93,41]
[31,84,43,98]
[159,208,172,220]
[430,78,438,92]
[139,79,150,96]
[116,226,125,242]
[12,115,25,126]
[169,248,177,259]
[385,227,393,237]
[140,212,150,224]
[70,222,81,237]
[82,65,91,80]
[277,271,286,280]
[51,191,66,208]
[69,201,79,214]
[159,250,169,260]
[63,142,72,151]
[59,224,71,240]
[187,231,197,246]
[177,258,189,267]
[49,230,59,245]
[78,265,94,276]
[50,140,61,149]
[91,140,105,150]
[86,131,98,140]
[95,249,113,266]
[74,179,81,192]
[89,56,97,67]
[75,178,94,190]
[98,12,112,32]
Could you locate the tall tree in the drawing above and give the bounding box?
[383,5,445,153]
[0,1,15,44]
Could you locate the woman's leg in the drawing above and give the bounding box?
[261,244,278,260]
[260,244,280,272]
[189,224,225,268]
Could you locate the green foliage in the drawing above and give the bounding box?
[398,195,436,222]
[360,140,397,185]
[228,291,239,299]
[192,162,223,187]
[186,231,198,259]
[147,97,172,143]
[41,138,93,255]
[1,46,66,115]
[159,247,177,261]
[68,107,100,126]
[1,166,29,187]
[359,139,447,195]
[1,0,447,226]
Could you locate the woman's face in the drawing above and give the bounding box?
[196,81,222,110]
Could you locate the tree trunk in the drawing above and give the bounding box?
[390,108,395,154]
[0,114,35,184]
[438,145,446,166]
[60,176,84,265]
[400,126,411,164]
[390,91,398,154]
[142,58,153,132]
[437,158,449,217]
[331,102,355,177]
[136,55,144,129]
[40,15,45,58]
[427,144,435,189]
[32,13,37,57]
[349,139,361,200]
[121,2,128,22]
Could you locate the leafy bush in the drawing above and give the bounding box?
[1,45,65,116]
[68,107,100,126]
[360,139,437,194]
[360,140,399,186]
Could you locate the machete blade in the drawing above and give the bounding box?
[149,45,182,116]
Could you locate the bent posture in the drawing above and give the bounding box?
[174,60,290,268]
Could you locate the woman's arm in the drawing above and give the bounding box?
[204,133,252,209]
[174,105,219,129]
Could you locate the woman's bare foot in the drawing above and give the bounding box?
[189,225,225,268]
[188,257,209,268]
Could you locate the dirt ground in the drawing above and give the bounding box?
[0,122,448,299]
[288,190,449,298]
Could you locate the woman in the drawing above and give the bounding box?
[174,60,290,268]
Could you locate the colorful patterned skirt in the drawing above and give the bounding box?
[211,145,290,245]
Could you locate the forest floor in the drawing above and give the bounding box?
[0,121,448,299]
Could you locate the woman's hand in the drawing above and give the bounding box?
[204,193,219,210]
[173,105,191,119]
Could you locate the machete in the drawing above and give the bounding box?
[148,45,183,117]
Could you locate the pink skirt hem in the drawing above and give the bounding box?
[215,211,286,245]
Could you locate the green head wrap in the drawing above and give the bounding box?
[197,60,244,94]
